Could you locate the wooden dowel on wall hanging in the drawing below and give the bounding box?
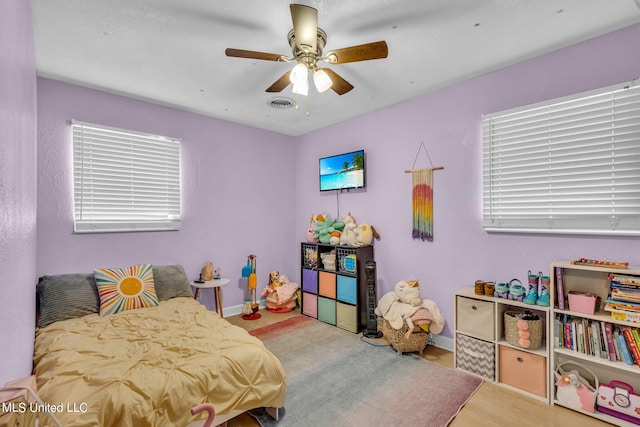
[404,166,444,173]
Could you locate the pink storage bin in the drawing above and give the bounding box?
[567,291,598,315]
[302,292,318,318]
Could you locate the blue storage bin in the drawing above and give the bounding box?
[337,275,357,304]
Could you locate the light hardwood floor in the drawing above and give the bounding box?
[224,309,609,427]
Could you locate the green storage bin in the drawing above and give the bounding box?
[318,296,336,325]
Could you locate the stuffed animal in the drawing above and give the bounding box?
[262,272,299,313]
[306,213,325,243]
[313,215,345,244]
[329,231,341,245]
[339,213,357,246]
[354,223,380,246]
[374,279,445,338]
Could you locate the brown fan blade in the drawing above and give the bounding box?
[324,41,388,64]
[225,48,286,62]
[321,68,354,95]
[266,71,292,93]
[290,4,317,54]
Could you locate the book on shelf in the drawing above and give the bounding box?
[605,297,640,311]
[605,304,640,324]
[610,288,640,304]
[553,314,640,365]
[556,266,566,310]
[609,273,640,286]
[604,322,617,361]
[622,327,640,368]
[615,330,634,366]
[633,328,640,350]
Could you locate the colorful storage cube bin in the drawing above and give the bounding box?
[302,292,317,318]
[336,302,358,333]
[318,297,336,325]
[455,334,495,381]
[336,275,357,304]
[319,272,337,298]
[456,296,495,341]
[302,268,317,293]
[498,345,546,398]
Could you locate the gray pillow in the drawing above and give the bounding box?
[37,273,100,329]
[152,265,193,300]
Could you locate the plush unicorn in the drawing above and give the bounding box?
[374,279,445,338]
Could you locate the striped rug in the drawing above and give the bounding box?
[249,316,482,427]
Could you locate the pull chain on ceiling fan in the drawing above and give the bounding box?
[225,4,388,97]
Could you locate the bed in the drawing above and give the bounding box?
[33,265,286,427]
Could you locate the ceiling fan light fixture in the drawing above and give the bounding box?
[292,78,309,96]
[313,69,332,93]
[289,63,308,85]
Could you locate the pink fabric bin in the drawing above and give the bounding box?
[302,292,317,318]
[567,292,598,315]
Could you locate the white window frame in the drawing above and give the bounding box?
[482,79,640,236]
[72,120,181,233]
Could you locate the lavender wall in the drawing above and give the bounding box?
[0,1,37,385]
[36,79,298,311]
[295,23,640,341]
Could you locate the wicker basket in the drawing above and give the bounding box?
[381,320,430,355]
[504,310,542,350]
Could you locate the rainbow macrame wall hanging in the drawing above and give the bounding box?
[405,142,444,241]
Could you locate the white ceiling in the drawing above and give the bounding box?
[30,0,640,137]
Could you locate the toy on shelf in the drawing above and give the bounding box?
[355,223,380,246]
[320,250,336,271]
[306,212,380,247]
[571,258,629,269]
[241,255,261,320]
[313,214,345,244]
[261,271,299,313]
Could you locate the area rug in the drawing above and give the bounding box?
[248,315,482,427]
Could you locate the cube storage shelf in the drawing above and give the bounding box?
[551,260,640,427]
[455,261,640,425]
[454,287,552,403]
[300,242,373,333]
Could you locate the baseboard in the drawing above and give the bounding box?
[430,334,454,352]
[223,300,267,318]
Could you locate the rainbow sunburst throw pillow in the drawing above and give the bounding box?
[94,264,158,316]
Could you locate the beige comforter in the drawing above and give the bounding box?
[33,297,286,427]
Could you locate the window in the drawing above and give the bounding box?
[482,80,640,236]
[72,120,181,233]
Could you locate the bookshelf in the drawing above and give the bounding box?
[551,260,640,426]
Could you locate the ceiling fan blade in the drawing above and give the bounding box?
[225,48,286,62]
[266,71,292,93]
[290,4,317,53]
[324,41,388,64]
[321,68,354,95]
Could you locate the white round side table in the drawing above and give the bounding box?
[191,278,230,318]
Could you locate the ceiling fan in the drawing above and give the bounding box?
[225,4,388,96]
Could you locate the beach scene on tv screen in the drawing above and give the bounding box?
[320,151,364,191]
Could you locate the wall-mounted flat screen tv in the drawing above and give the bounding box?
[319,150,365,192]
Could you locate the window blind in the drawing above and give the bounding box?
[482,80,640,235]
[72,120,181,233]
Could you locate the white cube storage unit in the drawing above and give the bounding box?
[454,287,551,403]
